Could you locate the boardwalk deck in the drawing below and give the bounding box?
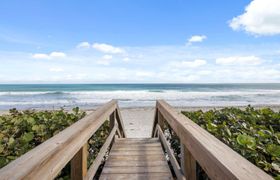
[100,138,173,180]
[0,100,273,180]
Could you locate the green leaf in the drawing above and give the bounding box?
[26,117,35,125]
[0,133,4,140]
[0,144,4,153]
[236,134,256,150]
[272,161,280,173]
[206,122,217,133]
[0,157,7,167]
[22,132,34,143]
[32,125,39,131]
[8,137,15,147]
[258,130,272,138]
[266,144,280,157]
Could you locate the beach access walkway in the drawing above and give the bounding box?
[0,100,272,180]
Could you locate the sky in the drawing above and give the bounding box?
[0,0,280,83]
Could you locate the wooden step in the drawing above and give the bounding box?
[100,138,173,180]
[99,173,173,180]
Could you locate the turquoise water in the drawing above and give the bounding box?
[0,84,280,109]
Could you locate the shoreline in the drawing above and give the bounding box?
[1,104,280,115]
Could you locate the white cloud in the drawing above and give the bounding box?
[123,57,130,62]
[32,53,50,59]
[136,71,154,77]
[102,55,113,60]
[77,42,91,49]
[216,56,262,65]
[32,51,66,59]
[187,35,207,44]
[170,59,207,68]
[49,67,64,72]
[92,43,125,54]
[96,55,113,65]
[3,43,280,83]
[49,52,66,58]
[229,0,280,35]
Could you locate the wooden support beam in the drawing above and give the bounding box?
[71,143,88,180]
[157,125,186,180]
[158,110,164,130]
[181,143,196,180]
[109,111,115,131]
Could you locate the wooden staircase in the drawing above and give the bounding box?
[100,138,173,180]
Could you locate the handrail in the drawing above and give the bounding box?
[155,124,185,180]
[0,100,126,180]
[85,122,118,180]
[152,100,272,180]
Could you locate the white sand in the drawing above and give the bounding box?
[120,108,155,138]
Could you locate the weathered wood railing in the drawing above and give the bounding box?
[0,100,126,180]
[152,100,273,180]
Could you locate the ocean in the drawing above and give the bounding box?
[0,83,280,110]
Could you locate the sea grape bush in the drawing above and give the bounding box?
[0,108,86,168]
[181,106,280,179]
[0,108,111,179]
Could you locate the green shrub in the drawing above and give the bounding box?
[181,106,280,178]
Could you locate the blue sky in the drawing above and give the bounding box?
[0,0,280,83]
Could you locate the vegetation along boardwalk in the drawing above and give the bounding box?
[0,100,274,180]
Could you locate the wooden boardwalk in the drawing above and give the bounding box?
[0,100,273,180]
[100,138,172,180]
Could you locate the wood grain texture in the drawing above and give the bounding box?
[71,143,88,180]
[0,100,124,180]
[155,100,273,180]
[157,125,186,180]
[84,125,117,180]
[115,103,126,138]
[181,143,196,180]
[100,138,173,180]
[99,173,173,180]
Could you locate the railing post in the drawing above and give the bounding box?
[158,110,164,130]
[109,111,115,131]
[181,143,196,180]
[71,143,88,180]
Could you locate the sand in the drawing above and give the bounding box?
[120,108,155,138]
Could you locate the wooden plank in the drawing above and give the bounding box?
[109,111,115,131]
[156,100,272,180]
[115,104,126,138]
[111,146,162,151]
[114,141,160,145]
[0,100,119,180]
[84,125,117,180]
[109,150,164,156]
[105,160,169,167]
[151,108,159,137]
[108,155,166,161]
[181,143,196,180]
[100,137,173,179]
[116,138,159,141]
[71,143,88,180]
[157,125,185,180]
[158,111,165,130]
[100,173,173,180]
[101,166,171,174]
[113,143,162,147]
